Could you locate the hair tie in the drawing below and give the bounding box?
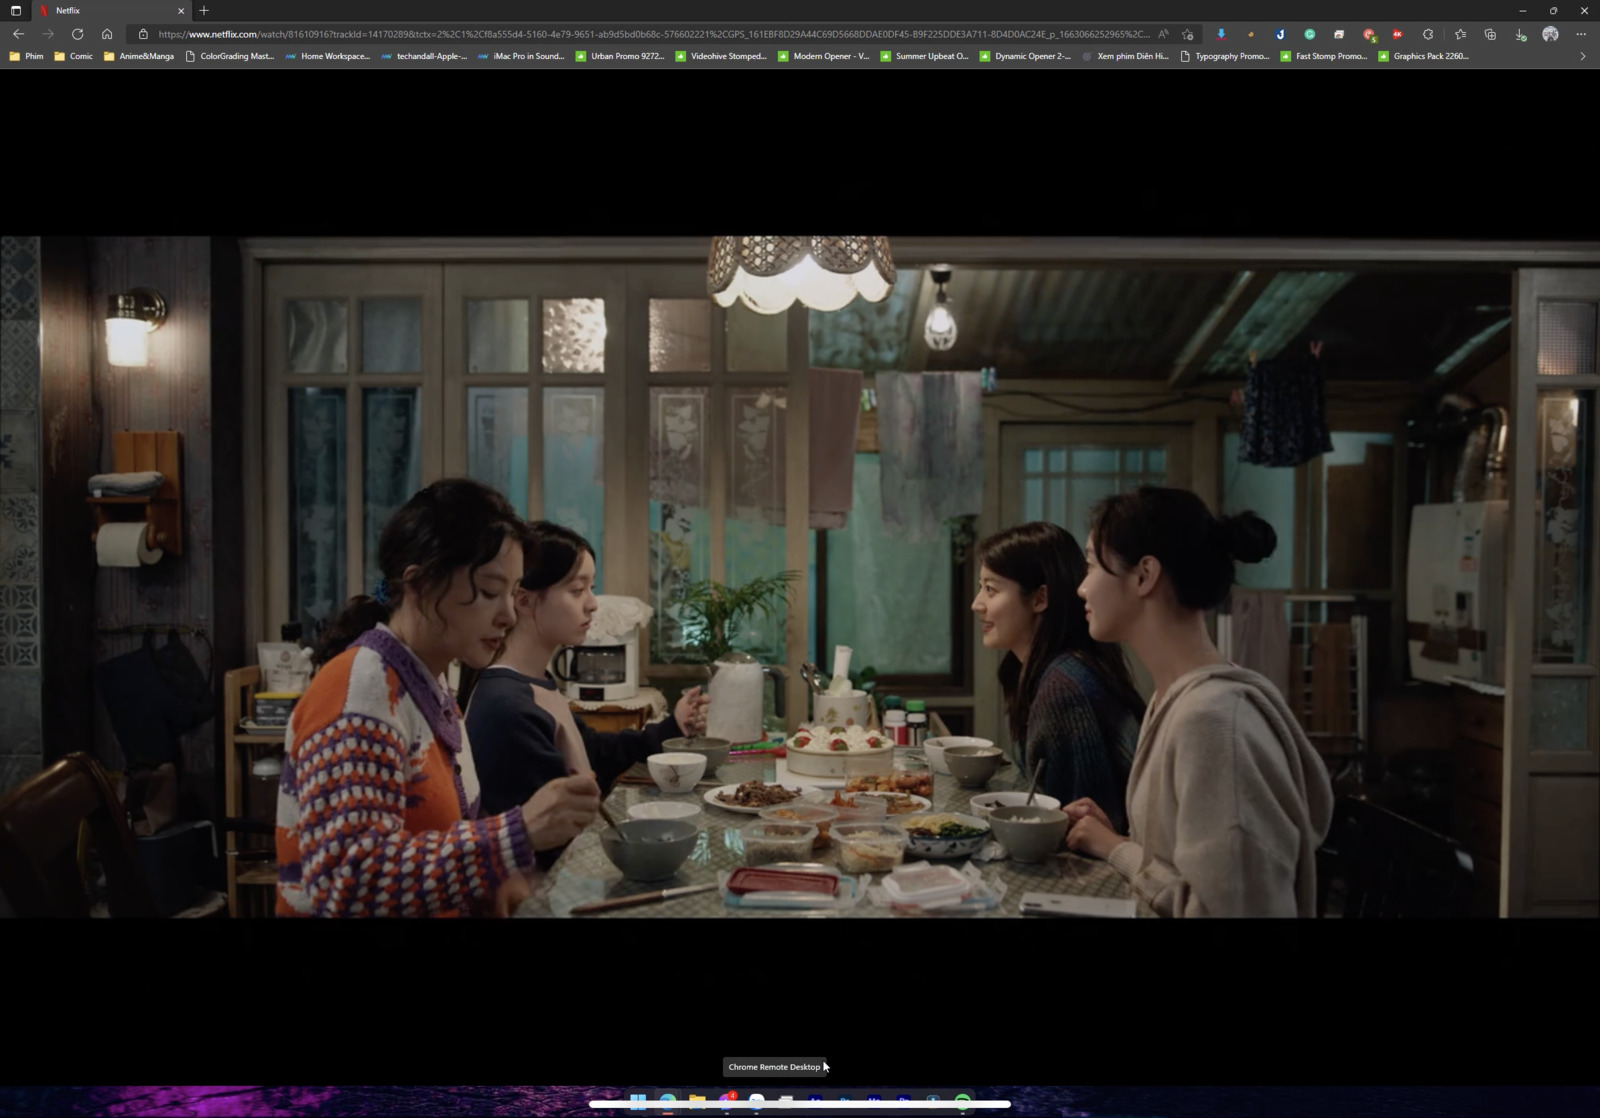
[373,576,391,606]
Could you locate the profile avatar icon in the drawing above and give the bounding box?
[1543,24,1559,40]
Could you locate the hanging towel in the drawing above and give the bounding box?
[1238,352,1334,467]
[1229,590,1292,704]
[878,371,984,542]
[809,367,863,530]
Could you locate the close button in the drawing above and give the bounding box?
[723,1056,829,1077]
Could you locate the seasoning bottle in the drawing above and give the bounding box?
[905,700,928,750]
[885,708,908,747]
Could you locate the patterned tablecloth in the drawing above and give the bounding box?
[514,758,1131,918]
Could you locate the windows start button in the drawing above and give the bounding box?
[723,1057,830,1077]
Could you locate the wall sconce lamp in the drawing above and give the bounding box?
[106,288,167,367]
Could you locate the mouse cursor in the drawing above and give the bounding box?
[823,1059,830,1073]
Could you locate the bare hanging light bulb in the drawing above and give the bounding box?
[924,266,958,351]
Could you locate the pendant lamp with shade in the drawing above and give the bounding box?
[707,236,896,315]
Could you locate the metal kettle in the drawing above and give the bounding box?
[703,650,787,746]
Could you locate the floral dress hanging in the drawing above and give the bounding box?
[1238,341,1335,468]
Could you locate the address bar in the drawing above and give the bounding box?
[142,25,1186,43]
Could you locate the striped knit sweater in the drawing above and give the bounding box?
[1016,652,1144,835]
[275,624,536,918]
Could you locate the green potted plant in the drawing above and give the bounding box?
[674,571,800,745]
[673,570,800,664]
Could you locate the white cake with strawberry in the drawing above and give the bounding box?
[783,723,895,778]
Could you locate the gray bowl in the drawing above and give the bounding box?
[988,805,1070,864]
[599,819,701,882]
[943,745,1005,788]
[662,736,732,775]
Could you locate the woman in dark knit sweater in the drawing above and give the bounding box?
[972,522,1146,833]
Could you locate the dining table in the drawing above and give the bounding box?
[513,754,1132,918]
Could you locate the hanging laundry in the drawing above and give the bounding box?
[1238,346,1334,467]
[877,371,984,542]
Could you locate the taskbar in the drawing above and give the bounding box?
[602,1088,992,1114]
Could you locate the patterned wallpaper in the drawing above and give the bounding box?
[0,235,42,796]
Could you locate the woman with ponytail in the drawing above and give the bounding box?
[1064,486,1334,917]
[465,520,711,868]
[276,479,601,918]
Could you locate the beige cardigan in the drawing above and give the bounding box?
[1106,663,1334,917]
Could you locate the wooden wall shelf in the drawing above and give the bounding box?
[87,430,183,556]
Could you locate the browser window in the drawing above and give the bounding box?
[3,0,1592,66]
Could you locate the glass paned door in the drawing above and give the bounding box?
[443,266,624,593]
[264,265,443,642]
[1000,424,1194,702]
[1505,269,1600,917]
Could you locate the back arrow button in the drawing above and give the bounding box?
[11,28,23,39]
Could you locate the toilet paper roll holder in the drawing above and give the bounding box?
[86,430,184,558]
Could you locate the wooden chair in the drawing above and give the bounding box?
[0,752,160,918]
[1318,794,1476,918]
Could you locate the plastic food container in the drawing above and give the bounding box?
[804,789,889,824]
[740,821,819,867]
[833,821,909,874]
[881,863,973,908]
[759,802,840,850]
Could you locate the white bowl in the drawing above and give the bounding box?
[647,751,707,794]
[923,736,994,776]
[628,800,703,822]
[898,812,991,860]
[969,790,1063,819]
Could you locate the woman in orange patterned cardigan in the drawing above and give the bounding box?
[275,479,600,917]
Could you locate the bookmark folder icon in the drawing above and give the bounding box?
[104,50,115,59]
[55,50,66,60]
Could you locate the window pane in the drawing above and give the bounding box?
[1224,431,1295,590]
[545,388,606,593]
[1048,448,1067,473]
[650,387,710,661]
[724,388,788,661]
[363,388,422,595]
[1071,447,1118,473]
[287,299,347,373]
[361,297,421,373]
[1023,476,1043,523]
[1023,448,1043,474]
[467,299,529,374]
[827,454,953,674]
[466,387,529,516]
[1536,391,1593,663]
[1069,477,1120,542]
[1537,301,1597,377]
[1321,433,1394,590]
[543,298,606,374]
[288,388,346,636]
[1123,449,1143,472]
[1148,448,1167,474]
[726,301,788,373]
[649,299,712,373]
[1531,677,1593,751]
[1048,475,1067,527]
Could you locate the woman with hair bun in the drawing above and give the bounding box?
[276,479,601,918]
[1064,486,1333,918]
